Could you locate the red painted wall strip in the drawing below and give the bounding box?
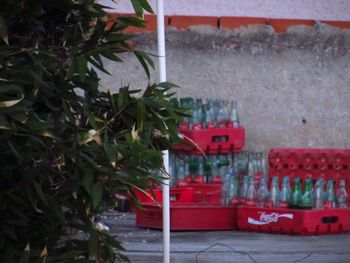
[268,18,316,33]
[220,16,268,29]
[170,16,218,30]
[108,13,350,32]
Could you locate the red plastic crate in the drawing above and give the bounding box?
[269,148,350,193]
[136,203,237,230]
[173,127,245,154]
[135,183,237,230]
[237,206,350,235]
[133,187,195,204]
[186,183,222,204]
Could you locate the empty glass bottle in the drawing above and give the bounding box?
[216,101,227,128]
[256,177,270,208]
[336,179,348,208]
[221,169,239,206]
[290,177,302,208]
[269,176,280,208]
[239,175,249,205]
[314,180,324,209]
[299,177,313,210]
[197,156,205,177]
[228,100,239,128]
[177,164,186,186]
[280,176,291,208]
[204,108,216,128]
[324,180,336,209]
[203,158,212,183]
[245,176,256,206]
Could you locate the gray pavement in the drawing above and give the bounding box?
[102,212,350,263]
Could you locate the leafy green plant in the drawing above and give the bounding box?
[0,0,185,262]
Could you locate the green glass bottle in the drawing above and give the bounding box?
[289,177,302,208]
[203,157,212,183]
[299,177,313,209]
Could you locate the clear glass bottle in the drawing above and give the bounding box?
[324,180,336,209]
[336,179,348,208]
[269,176,280,208]
[184,155,192,183]
[256,177,270,208]
[205,108,216,129]
[239,175,249,205]
[230,172,239,206]
[280,176,291,208]
[196,156,205,183]
[314,180,324,209]
[227,100,239,128]
[245,176,256,206]
[216,101,227,128]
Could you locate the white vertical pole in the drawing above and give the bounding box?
[156,0,170,263]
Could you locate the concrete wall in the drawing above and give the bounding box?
[100,24,350,151]
[102,0,350,20]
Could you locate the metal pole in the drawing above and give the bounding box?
[156,0,170,263]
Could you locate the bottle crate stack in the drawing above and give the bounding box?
[136,98,246,230]
[135,98,350,235]
[236,149,350,235]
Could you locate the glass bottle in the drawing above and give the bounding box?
[184,155,192,183]
[210,155,221,183]
[336,179,348,208]
[245,176,256,206]
[314,180,324,209]
[203,157,212,183]
[299,177,313,210]
[283,176,292,198]
[239,175,249,205]
[280,176,291,208]
[290,177,302,208]
[324,180,336,209]
[227,100,239,128]
[218,155,230,181]
[177,164,186,186]
[256,177,270,208]
[229,172,239,205]
[269,176,280,208]
[196,156,205,183]
[179,98,192,129]
[205,108,216,129]
[221,172,230,206]
[216,101,227,128]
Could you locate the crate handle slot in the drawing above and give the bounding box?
[212,135,229,142]
[170,194,179,201]
[321,216,338,224]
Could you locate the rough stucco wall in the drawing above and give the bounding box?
[100,25,350,151]
[102,0,350,20]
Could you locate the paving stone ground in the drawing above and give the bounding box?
[101,212,350,263]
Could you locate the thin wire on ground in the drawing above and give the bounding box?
[195,243,257,263]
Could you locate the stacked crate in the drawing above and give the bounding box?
[135,99,245,230]
[237,148,350,235]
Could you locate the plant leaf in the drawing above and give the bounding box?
[0,15,8,45]
[32,181,48,206]
[140,0,154,14]
[92,184,103,209]
[104,130,116,167]
[19,243,30,263]
[76,56,87,82]
[130,0,143,17]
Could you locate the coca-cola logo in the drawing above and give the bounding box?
[248,212,293,225]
